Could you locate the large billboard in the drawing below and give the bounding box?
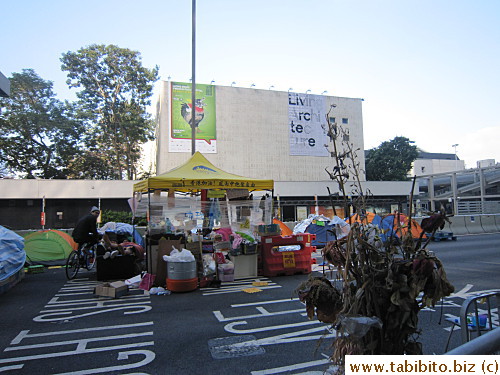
[288,92,329,156]
[169,81,217,153]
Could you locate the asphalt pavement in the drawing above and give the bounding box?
[0,233,498,374]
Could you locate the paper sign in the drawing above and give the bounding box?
[283,252,296,268]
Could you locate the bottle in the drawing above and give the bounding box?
[165,218,173,234]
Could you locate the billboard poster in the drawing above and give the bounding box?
[169,81,216,153]
[288,92,328,156]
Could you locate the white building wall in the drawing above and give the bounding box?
[477,159,496,168]
[0,179,136,199]
[155,81,365,186]
[413,159,465,176]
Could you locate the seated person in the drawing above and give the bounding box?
[101,232,145,260]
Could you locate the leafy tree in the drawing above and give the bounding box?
[0,69,84,179]
[365,136,418,181]
[100,209,147,226]
[60,44,159,180]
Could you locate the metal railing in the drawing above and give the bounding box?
[446,291,500,354]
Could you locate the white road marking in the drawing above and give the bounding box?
[53,350,155,375]
[10,322,154,345]
[224,319,321,334]
[0,341,154,364]
[213,307,306,322]
[231,298,301,307]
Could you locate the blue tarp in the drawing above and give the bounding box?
[294,215,351,248]
[0,225,26,282]
[304,222,339,247]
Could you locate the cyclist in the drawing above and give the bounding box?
[72,206,101,252]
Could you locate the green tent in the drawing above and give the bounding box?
[24,230,77,266]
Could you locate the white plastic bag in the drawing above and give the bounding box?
[163,246,196,263]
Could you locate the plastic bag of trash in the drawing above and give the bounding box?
[202,254,216,276]
[339,315,382,338]
[163,247,196,262]
[124,274,142,288]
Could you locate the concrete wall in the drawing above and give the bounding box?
[155,81,366,183]
[0,179,136,199]
[413,159,466,176]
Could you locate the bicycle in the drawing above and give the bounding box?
[65,242,98,280]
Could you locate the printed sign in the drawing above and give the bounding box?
[288,92,328,156]
[282,252,296,268]
[170,82,217,153]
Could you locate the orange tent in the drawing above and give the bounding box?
[273,219,293,236]
[381,213,424,239]
[347,211,379,224]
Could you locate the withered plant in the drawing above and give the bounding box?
[295,106,454,372]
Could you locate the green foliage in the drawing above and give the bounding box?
[100,209,147,226]
[365,136,419,181]
[60,44,159,180]
[0,69,84,178]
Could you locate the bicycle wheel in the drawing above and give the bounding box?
[65,251,80,280]
[85,246,96,271]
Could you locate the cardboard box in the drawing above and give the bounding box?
[94,281,129,298]
[229,253,258,278]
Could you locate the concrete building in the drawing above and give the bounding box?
[412,152,465,176]
[0,80,416,229]
[477,159,496,169]
[154,80,412,221]
[155,80,366,183]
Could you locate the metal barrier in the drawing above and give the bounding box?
[458,291,500,344]
[445,291,500,353]
[446,327,500,354]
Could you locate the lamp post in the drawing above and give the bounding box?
[452,144,459,171]
[191,0,196,155]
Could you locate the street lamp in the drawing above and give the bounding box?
[452,144,459,170]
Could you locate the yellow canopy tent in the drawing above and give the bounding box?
[132,152,274,276]
[134,152,274,193]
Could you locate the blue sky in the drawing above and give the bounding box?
[2,0,499,168]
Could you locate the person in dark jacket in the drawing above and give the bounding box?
[72,206,101,247]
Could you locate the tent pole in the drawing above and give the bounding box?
[147,189,152,273]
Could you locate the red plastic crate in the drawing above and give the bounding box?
[260,235,312,277]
